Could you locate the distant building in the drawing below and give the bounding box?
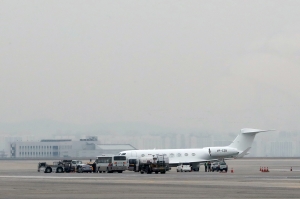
[247,141,257,157]
[8,136,136,158]
[213,140,231,147]
[269,141,294,157]
[296,141,300,157]
[0,150,7,158]
[96,144,136,155]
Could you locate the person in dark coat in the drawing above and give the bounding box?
[204,162,207,172]
[208,161,211,172]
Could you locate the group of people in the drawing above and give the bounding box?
[204,161,211,172]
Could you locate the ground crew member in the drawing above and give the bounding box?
[208,161,211,172]
[204,162,207,172]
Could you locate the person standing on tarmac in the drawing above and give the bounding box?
[204,162,207,172]
[208,161,211,172]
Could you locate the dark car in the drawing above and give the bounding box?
[77,164,93,173]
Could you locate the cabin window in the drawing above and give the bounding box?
[184,153,188,156]
[141,154,145,157]
[169,153,174,158]
[177,153,181,157]
[192,153,196,156]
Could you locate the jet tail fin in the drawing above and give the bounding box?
[229,128,275,156]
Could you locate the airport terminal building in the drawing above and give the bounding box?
[9,136,136,158]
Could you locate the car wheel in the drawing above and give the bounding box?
[45,167,52,173]
[57,167,63,173]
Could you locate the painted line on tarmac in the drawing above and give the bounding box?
[0,176,117,179]
[270,169,300,172]
[246,176,300,180]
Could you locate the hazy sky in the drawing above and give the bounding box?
[1,0,300,133]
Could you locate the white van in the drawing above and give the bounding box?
[177,162,192,172]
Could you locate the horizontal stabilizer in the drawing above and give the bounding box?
[235,147,251,158]
[241,128,275,134]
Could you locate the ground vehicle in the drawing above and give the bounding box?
[211,162,219,172]
[95,154,127,173]
[128,157,170,172]
[211,161,228,172]
[71,160,83,166]
[76,164,93,173]
[176,162,192,172]
[128,158,138,171]
[38,159,80,173]
[38,161,63,173]
[139,154,169,174]
[85,159,96,173]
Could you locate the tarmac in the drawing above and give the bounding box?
[0,158,299,199]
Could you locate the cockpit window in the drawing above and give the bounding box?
[121,153,126,155]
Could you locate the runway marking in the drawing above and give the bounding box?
[0,176,114,179]
[287,177,300,179]
[246,176,300,181]
[269,169,300,172]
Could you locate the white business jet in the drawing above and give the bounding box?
[119,128,273,171]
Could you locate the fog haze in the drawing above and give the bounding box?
[1,1,300,135]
